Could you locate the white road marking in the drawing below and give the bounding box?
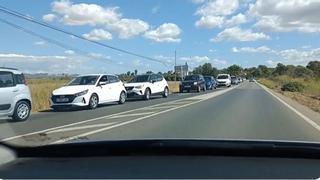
[47,122,118,134]
[258,83,320,132]
[107,112,155,119]
[2,86,236,143]
[143,105,179,110]
[52,86,237,144]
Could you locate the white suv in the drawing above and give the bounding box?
[0,67,32,121]
[50,74,126,110]
[124,74,169,100]
[216,74,231,87]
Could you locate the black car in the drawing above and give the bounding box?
[204,76,217,90]
[180,74,206,93]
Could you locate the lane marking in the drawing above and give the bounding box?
[2,86,236,143]
[258,82,320,133]
[107,112,155,119]
[47,122,118,134]
[143,105,179,110]
[52,86,238,144]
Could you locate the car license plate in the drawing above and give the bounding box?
[184,85,191,88]
[56,98,69,102]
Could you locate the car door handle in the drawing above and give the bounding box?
[13,89,19,92]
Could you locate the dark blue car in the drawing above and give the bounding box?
[204,76,217,90]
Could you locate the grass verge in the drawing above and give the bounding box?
[259,76,320,112]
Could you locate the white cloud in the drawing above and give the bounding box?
[51,0,121,26]
[64,50,75,55]
[225,13,247,26]
[249,0,320,33]
[82,29,112,41]
[196,0,239,16]
[145,23,182,43]
[195,16,224,28]
[50,0,149,38]
[109,19,149,39]
[42,14,56,22]
[232,46,273,53]
[278,48,320,64]
[180,56,227,65]
[212,27,270,42]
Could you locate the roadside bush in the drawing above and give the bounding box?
[281,82,305,92]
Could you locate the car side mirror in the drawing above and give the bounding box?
[151,80,156,83]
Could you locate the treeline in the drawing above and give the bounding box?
[117,61,320,82]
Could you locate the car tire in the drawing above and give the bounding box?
[162,87,169,98]
[143,88,151,100]
[12,100,31,121]
[203,85,206,91]
[214,86,217,89]
[88,94,99,109]
[118,91,126,104]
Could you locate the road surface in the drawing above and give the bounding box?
[1,81,320,146]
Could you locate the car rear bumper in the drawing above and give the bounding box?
[180,85,199,91]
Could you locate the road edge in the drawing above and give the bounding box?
[257,82,320,133]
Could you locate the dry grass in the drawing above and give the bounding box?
[28,79,69,112]
[259,76,320,112]
[28,79,181,112]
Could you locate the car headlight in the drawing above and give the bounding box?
[75,90,89,97]
[135,85,143,89]
[193,82,198,85]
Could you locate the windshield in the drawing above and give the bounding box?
[184,75,198,81]
[129,75,150,83]
[217,75,229,79]
[68,76,99,86]
[1,0,320,150]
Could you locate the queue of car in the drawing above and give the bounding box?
[0,67,244,121]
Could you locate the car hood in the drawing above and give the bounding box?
[52,85,93,95]
[124,82,149,87]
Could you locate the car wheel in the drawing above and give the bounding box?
[187,89,190,93]
[203,85,206,91]
[143,88,151,100]
[12,101,31,121]
[118,91,126,104]
[162,87,169,98]
[88,94,99,109]
[214,86,217,89]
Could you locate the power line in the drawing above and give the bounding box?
[0,18,151,71]
[0,5,172,66]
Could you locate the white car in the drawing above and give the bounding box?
[124,74,169,100]
[216,74,231,87]
[50,74,126,110]
[0,67,32,121]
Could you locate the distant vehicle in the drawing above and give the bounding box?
[0,67,32,121]
[204,76,217,90]
[238,77,243,83]
[231,76,239,85]
[180,74,206,92]
[124,74,169,100]
[216,74,231,87]
[50,74,126,110]
[249,78,255,82]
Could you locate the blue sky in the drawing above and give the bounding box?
[0,0,320,74]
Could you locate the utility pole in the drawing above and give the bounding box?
[174,50,177,82]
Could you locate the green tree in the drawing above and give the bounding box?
[134,69,138,75]
[307,61,320,77]
[293,65,314,78]
[227,64,243,76]
[273,63,288,75]
[257,65,271,77]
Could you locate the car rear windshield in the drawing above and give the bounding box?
[130,75,150,83]
[184,75,198,81]
[231,76,237,80]
[204,77,212,81]
[67,76,99,86]
[217,75,228,79]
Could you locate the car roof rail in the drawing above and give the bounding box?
[0,67,19,70]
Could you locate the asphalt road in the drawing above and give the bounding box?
[1,81,320,146]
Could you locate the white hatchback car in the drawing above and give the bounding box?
[0,67,32,121]
[216,74,232,87]
[50,74,126,110]
[124,74,169,100]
